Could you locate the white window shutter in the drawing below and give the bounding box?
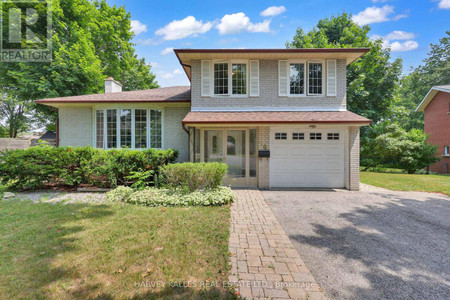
[278,60,288,97]
[249,60,259,97]
[327,60,337,97]
[201,60,211,97]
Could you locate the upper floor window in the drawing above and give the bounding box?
[213,61,247,96]
[445,145,449,156]
[214,63,228,95]
[308,62,323,95]
[96,109,161,149]
[289,63,305,95]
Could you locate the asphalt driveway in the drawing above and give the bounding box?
[262,186,450,300]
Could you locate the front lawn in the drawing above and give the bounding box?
[360,172,450,196]
[0,198,235,299]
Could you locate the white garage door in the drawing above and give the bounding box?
[270,128,345,188]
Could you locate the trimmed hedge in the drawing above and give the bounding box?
[160,162,228,192]
[0,145,177,190]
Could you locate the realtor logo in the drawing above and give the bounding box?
[0,0,52,62]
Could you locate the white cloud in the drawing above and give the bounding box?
[131,20,147,36]
[353,5,395,25]
[385,30,415,40]
[158,69,184,80]
[155,16,212,40]
[438,0,450,9]
[160,47,174,55]
[392,13,408,21]
[390,40,419,52]
[149,62,161,68]
[260,6,286,17]
[216,12,271,35]
[370,32,418,52]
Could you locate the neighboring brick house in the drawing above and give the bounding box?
[416,85,450,174]
[36,48,371,190]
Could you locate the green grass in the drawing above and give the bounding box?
[361,172,450,196]
[0,199,235,299]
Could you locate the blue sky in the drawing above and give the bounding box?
[107,0,450,87]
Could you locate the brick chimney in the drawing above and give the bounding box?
[104,77,122,93]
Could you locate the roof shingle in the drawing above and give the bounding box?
[182,111,371,124]
[36,86,191,104]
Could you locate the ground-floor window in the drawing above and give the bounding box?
[95,109,162,149]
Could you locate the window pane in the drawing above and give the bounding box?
[135,109,147,148]
[214,63,228,94]
[194,129,201,163]
[250,129,257,178]
[120,109,132,148]
[96,110,104,149]
[308,63,323,94]
[107,109,117,148]
[290,63,304,94]
[150,110,162,148]
[227,130,246,178]
[232,64,247,95]
[204,130,223,162]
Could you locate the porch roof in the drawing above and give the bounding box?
[182,111,371,125]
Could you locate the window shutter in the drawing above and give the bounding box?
[327,60,337,97]
[249,60,259,97]
[278,60,288,97]
[201,60,211,97]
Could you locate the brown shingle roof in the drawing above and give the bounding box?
[182,111,371,124]
[36,86,191,104]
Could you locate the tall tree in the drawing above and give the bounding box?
[287,13,402,124]
[0,89,32,138]
[394,31,450,130]
[0,0,158,130]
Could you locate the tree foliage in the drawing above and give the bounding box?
[394,31,450,130]
[361,122,440,174]
[0,89,32,138]
[286,13,402,124]
[0,0,158,129]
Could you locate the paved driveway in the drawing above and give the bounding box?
[262,186,450,300]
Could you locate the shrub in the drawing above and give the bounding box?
[106,186,234,207]
[105,186,134,202]
[160,162,228,192]
[0,145,178,190]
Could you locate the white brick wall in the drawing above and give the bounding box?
[164,106,190,162]
[58,106,190,162]
[59,107,92,147]
[258,126,270,189]
[349,126,360,191]
[191,59,347,110]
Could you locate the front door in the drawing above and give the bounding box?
[199,128,257,187]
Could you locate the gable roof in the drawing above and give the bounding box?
[416,85,450,111]
[36,86,191,106]
[174,48,370,80]
[182,111,371,125]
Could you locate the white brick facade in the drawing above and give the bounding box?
[190,59,347,110]
[257,126,270,189]
[59,107,92,147]
[349,126,360,191]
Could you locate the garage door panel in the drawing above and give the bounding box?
[270,129,345,188]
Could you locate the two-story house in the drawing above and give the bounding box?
[36,48,371,190]
[416,85,450,174]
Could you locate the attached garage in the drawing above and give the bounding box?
[270,128,346,188]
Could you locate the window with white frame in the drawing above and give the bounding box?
[289,63,305,95]
[292,132,305,140]
[310,132,322,140]
[275,132,287,140]
[214,63,229,95]
[445,145,449,156]
[213,61,248,96]
[96,109,162,149]
[308,62,323,95]
[327,133,340,140]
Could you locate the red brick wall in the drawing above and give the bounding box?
[424,91,450,174]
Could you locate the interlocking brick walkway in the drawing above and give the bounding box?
[229,189,327,300]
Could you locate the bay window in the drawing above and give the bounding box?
[96,109,162,149]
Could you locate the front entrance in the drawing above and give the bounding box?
[193,128,257,187]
